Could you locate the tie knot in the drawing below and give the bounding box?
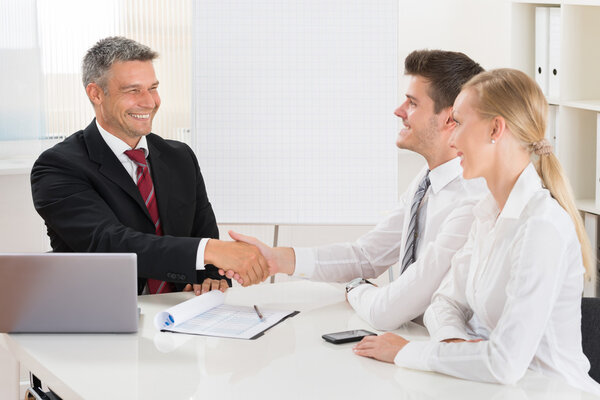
[124,149,147,167]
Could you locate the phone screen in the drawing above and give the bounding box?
[322,329,376,344]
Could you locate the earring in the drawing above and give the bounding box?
[491,139,496,144]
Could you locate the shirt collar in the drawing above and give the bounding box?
[96,120,149,159]
[428,157,463,195]
[473,163,542,222]
[499,163,542,219]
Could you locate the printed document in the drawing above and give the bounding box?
[154,291,298,339]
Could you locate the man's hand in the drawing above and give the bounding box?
[204,239,269,286]
[222,230,296,284]
[352,332,409,363]
[183,278,229,295]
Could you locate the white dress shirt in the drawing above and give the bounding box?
[396,163,600,396]
[294,157,487,330]
[96,121,208,271]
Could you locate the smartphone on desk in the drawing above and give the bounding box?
[322,329,377,344]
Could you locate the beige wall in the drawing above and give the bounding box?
[0,173,49,253]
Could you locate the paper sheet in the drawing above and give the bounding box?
[154,291,297,340]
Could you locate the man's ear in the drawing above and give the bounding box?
[440,107,455,133]
[85,83,104,106]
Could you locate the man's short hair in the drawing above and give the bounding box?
[404,50,483,114]
[82,36,158,92]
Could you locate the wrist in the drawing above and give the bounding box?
[204,239,221,265]
[345,277,373,293]
[275,247,296,275]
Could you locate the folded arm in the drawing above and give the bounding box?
[396,220,570,384]
[348,203,477,331]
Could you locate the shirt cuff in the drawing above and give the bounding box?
[347,281,376,306]
[429,326,471,343]
[394,341,436,371]
[292,247,316,278]
[195,238,210,270]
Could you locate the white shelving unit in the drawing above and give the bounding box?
[511,0,600,295]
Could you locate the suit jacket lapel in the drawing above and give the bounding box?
[147,136,172,234]
[83,119,154,224]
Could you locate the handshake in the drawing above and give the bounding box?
[204,230,294,287]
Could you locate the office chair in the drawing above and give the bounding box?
[581,297,600,383]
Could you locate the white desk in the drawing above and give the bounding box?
[2,281,598,400]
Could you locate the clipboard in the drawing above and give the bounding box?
[154,291,299,340]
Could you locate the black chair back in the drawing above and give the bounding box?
[581,297,600,383]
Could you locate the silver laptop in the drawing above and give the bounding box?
[0,253,138,333]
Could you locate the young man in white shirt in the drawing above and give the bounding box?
[227,50,487,330]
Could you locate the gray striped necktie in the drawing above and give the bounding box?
[400,171,431,274]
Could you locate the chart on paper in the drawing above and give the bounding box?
[170,304,295,339]
[177,305,267,336]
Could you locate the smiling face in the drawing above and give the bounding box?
[449,89,495,180]
[394,75,441,157]
[90,60,160,147]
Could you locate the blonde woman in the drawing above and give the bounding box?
[353,68,600,395]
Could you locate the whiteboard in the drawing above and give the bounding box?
[192,0,398,224]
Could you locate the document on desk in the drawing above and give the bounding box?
[153,291,299,340]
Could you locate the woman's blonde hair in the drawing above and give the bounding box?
[463,68,594,278]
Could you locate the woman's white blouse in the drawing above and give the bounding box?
[394,163,600,395]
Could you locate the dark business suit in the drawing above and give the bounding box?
[31,120,226,294]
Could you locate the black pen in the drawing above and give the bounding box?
[253,304,264,321]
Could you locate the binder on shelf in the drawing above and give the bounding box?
[596,113,600,210]
[535,7,550,96]
[548,7,561,100]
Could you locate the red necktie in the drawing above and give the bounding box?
[124,149,172,294]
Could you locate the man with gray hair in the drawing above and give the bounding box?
[31,36,269,295]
